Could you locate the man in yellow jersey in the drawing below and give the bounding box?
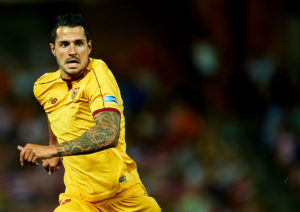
[17,13,161,212]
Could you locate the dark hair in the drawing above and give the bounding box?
[50,13,90,44]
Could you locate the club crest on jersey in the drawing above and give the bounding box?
[71,87,80,100]
[48,97,57,104]
[104,95,120,107]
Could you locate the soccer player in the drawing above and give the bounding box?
[17,13,161,212]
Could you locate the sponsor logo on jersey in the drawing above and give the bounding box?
[48,97,57,104]
[104,95,120,107]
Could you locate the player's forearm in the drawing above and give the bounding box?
[55,111,120,156]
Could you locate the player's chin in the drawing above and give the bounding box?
[65,68,82,76]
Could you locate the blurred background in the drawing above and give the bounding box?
[0,0,299,211]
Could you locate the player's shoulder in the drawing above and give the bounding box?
[88,58,110,74]
[34,70,60,86]
[89,57,107,66]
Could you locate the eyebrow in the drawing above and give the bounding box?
[57,39,86,44]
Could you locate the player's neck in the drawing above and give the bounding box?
[60,70,85,82]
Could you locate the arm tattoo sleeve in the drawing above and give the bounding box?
[56,111,120,156]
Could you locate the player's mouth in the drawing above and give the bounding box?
[65,58,80,69]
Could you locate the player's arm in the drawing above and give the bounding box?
[42,121,62,175]
[18,110,120,165]
[56,110,120,156]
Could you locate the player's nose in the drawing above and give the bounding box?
[68,44,77,56]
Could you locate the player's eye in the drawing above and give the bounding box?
[75,40,84,46]
[60,41,69,47]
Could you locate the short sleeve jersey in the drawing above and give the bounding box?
[33,58,141,202]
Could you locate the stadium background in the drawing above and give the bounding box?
[0,0,299,211]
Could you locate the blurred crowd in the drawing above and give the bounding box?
[0,0,299,211]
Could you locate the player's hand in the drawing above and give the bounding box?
[42,157,63,175]
[17,144,56,166]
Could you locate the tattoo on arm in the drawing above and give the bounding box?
[56,111,120,156]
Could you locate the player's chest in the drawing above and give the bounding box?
[43,82,88,114]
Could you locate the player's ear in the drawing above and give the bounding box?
[49,43,56,56]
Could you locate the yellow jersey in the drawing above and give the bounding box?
[33,58,142,202]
